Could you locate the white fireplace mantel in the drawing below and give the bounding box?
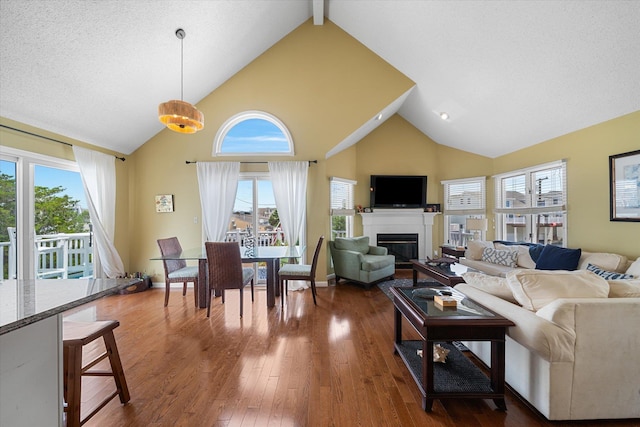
[360,209,440,260]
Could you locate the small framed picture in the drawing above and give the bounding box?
[155,194,174,213]
[610,149,640,222]
[426,203,441,213]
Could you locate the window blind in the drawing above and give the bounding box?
[441,176,486,215]
[330,177,356,215]
[494,160,566,215]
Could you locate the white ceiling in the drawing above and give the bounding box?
[1,1,639,158]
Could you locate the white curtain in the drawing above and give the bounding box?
[197,162,240,242]
[269,161,308,289]
[72,146,125,278]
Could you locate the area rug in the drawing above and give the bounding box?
[377,278,469,352]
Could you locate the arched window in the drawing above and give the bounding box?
[213,111,294,156]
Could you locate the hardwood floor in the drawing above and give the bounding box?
[64,273,640,427]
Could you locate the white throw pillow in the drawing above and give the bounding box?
[465,240,493,260]
[506,269,609,311]
[461,272,518,303]
[626,257,640,277]
[607,279,640,298]
[578,251,628,273]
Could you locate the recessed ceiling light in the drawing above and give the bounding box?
[376,113,383,121]
[439,112,449,121]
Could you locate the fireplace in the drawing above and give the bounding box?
[360,209,438,261]
[377,233,418,269]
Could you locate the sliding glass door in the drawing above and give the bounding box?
[1,146,92,280]
[0,159,17,280]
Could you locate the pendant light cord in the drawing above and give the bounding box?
[180,34,184,101]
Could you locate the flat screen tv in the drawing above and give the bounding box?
[370,175,427,209]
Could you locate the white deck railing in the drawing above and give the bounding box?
[1,232,93,281]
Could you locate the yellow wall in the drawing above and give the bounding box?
[353,114,491,253]
[130,19,415,281]
[491,110,640,259]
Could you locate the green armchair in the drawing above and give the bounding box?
[329,236,395,287]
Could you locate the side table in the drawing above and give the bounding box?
[391,285,514,411]
[440,245,466,260]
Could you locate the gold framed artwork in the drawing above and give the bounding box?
[155,194,174,213]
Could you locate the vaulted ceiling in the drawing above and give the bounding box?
[1,1,638,158]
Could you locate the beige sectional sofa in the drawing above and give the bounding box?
[453,240,640,420]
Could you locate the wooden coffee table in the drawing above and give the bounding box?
[411,259,470,287]
[391,285,514,411]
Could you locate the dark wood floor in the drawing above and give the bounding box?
[65,272,640,427]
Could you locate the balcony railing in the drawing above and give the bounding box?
[1,229,287,281]
[1,232,93,281]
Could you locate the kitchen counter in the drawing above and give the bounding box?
[0,277,139,426]
[0,278,139,335]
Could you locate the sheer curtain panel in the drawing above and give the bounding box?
[197,162,240,242]
[268,161,308,290]
[72,146,124,278]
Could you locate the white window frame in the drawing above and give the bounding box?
[493,160,567,245]
[441,176,486,245]
[213,110,294,156]
[1,146,81,279]
[329,177,356,239]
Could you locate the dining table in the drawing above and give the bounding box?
[151,245,303,308]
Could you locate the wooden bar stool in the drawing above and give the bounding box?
[63,320,130,427]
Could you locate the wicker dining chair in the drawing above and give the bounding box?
[205,241,255,317]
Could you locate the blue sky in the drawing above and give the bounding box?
[35,165,87,208]
[223,119,289,153]
[0,160,87,208]
[234,179,275,212]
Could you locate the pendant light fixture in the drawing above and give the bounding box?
[158,28,204,134]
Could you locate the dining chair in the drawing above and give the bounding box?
[157,237,199,307]
[205,241,255,317]
[278,236,324,306]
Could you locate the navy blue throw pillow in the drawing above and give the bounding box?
[535,245,582,271]
[528,244,545,263]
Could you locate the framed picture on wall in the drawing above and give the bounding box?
[609,149,640,222]
[155,194,174,213]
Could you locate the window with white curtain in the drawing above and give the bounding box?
[1,146,92,280]
[330,177,356,240]
[494,160,567,245]
[441,176,486,246]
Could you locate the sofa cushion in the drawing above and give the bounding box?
[607,279,640,298]
[535,245,581,271]
[506,269,609,311]
[626,257,640,276]
[458,258,518,277]
[494,243,536,268]
[586,263,634,280]
[481,247,518,267]
[461,271,518,303]
[465,240,494,260]
[334,236,370,254]
[360,254,395,272]
[578,251,628,273]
